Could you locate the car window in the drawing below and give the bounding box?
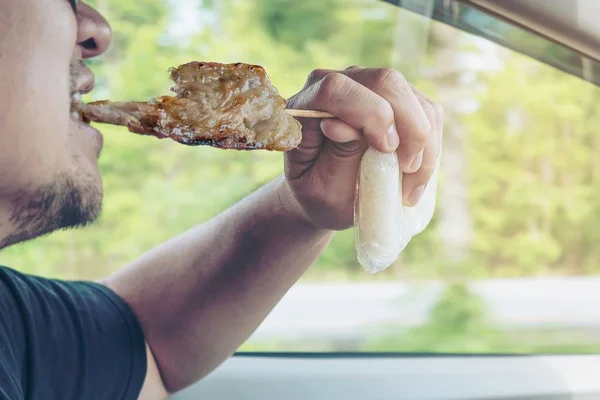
[3,0,599,355]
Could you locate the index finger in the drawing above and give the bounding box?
[342,68,432,173]
[295,72,399,153]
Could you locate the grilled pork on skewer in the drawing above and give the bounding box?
[73,61,304,151]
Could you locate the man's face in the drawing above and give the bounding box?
[0,0,112,248]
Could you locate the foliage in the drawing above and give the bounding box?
[364,282,600,354]
[465,54,600,276]
[363,283,506,353]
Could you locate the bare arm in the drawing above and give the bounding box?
[103,176,333,394]
[103,66,442,399]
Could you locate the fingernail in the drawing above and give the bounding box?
[409,151,423,173]
[386,124,399,151]
[407,184,426,207]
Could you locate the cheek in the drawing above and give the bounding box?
[0,1,78,192]
[0,127,72,195]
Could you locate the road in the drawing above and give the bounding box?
[247,276,600,344]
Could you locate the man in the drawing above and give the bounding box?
[0,0,442,399]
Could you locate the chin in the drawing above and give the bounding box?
[64,159,104,227]
[64,120,105,228]
[0,166,103,250]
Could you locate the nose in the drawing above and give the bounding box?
[76,2,113,59]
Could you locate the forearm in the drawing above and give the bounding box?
[103,175,333,392]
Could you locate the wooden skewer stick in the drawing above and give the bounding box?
[285,109,335,119]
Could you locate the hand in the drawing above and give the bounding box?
[283,66,444,231]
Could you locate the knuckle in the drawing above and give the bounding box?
[366,103,395,149]
[372,100,394,125]
[306,69,329,86]
[433,102,445,122]
[409,122,429,145]
[318,72,351,103]
[322,71,348,87]
[374,68,408,91]
[417,162,437,180]
[419,98,435,119]
[414,128,429,144]
[358,96,394,135]
[345,65,362,71]
[414,101,435,143]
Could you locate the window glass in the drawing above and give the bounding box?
[3,0,600,354]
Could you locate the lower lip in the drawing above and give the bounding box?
[77,118,104,153]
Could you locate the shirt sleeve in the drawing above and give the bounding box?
[0,266,147,400]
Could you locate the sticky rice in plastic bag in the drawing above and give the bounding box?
[354,147,441,274]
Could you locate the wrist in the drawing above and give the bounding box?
[274,175,332,235]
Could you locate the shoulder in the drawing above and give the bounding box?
[0,266,35,399]
[0,265,149,399]
[0,265,35,326]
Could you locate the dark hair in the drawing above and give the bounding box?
[68,0,77,13]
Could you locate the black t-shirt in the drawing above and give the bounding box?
[0,266,147,399]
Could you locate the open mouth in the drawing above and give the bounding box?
[70,92,91,124]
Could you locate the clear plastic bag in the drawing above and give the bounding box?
[354,147,441,274]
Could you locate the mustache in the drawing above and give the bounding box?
[69,59,87,94]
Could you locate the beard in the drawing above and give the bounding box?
[0,170,103,250]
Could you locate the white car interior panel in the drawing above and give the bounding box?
[171,355,600,400]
